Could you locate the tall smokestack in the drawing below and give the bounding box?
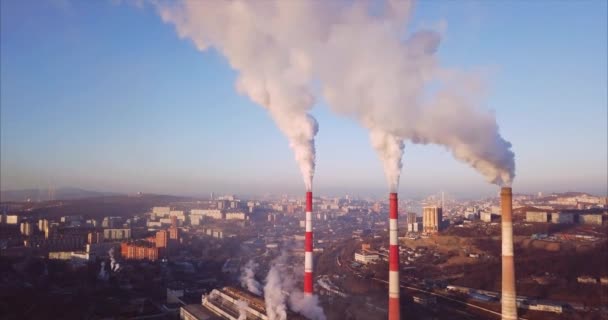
[388,193,400,320]
[501,187,517,320]
[304,191,314,296]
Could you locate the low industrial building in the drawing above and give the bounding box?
[526,211,549,223]
[551,212,574,224]
[202,287,306,320]
[354,250,380,264]
[579,214,603,225]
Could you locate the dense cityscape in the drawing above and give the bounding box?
[0,189,606,319]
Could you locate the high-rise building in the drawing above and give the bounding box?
[45,225,57,239]
[87,231,104,244]
[423,206,443,233]
[38,219,49,233]
[169,226,179,241]
[156,230,168,248]
[120,241,159,261]
[103,228,132,240]
[20,222,33,236]
[407,212,417,224]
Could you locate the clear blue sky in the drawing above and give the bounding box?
[1,0,606,198]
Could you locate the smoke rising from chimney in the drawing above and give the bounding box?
[240,259,262,295]
[152,0,515,188]
[155,1,318,191]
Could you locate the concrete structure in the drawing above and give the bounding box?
[156,230,168,248]
[551,212,574,224]
[167,287,185,304]
[87,231,104,244]
[225,211,246,220]
[104,228,131,240]
[354,251,380,264]
[170,210,186,223]
[526,211,549,223]
[180,304,216,320]
[388,192,400,320]
[45,225,57,239]
[304,191,314,296]
[480,211,494,222]
[86,242,120,258]
[202,287,306,320]
[5,215,20,225]
[423,206,443,233]
[38,219,49,233]
[577,276,598,284]
[190,209,205,225]
[152,206,171,218]
[20,222,33,236]
[406,212,417,224]
[101,216,123,228]
[200,209,224,220]
[407,222,422,232]
[120,241,159,261]
[501,187,518,320]
[579,214,603,225]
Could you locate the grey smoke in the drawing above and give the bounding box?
[153,0,515,191]
[240,259,262,295]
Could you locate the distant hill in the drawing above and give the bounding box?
[0,187,120,202]
[21,194,190,219]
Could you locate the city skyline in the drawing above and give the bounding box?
[1,0,607,198]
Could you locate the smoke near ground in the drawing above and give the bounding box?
[263,251,326,320]
[152,0,515,189]
[240,259,262,295]
[235,300,249,320]
[109,247,120,272]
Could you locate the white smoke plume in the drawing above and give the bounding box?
[310,1,515,187]
[288,292,326,320]
[263,251,326,320]
[240,259,262,295]
[235,300,249,320]
[108,247,119,272]
[264,254,289,320]
[154,0,319,191]
[150,0,515,188]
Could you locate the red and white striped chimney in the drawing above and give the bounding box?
[304,191,314,295]
[501,187,518,320]
[388,192,400,320]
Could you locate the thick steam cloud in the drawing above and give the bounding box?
[153,0,515,189]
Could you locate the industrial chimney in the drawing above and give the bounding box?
[388,193,400,320]
[501,187,518,320]
[304,191,314,295]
